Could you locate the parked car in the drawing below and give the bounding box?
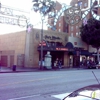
[86,61,100,69]
[95,62,100,69]
[63,84,100,100]
[87,63,97,69]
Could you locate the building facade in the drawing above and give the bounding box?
[0,28,90,68]
[69,0,100,57]
[47,0,100,65]
[0,31,26,67]
[48,1,68,33]
[0,1,99,68]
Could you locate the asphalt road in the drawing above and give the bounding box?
[0,69,100,100]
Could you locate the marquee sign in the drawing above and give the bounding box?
[56,47,68,51]
[38,41,68,51]
[44,35,61,40]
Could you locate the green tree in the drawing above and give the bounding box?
[80,18,100,63]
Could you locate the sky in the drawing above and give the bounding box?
[0,0,71,34]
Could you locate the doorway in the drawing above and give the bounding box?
[73,56,80,67]
[51,51,64,67]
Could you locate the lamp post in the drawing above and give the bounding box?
[32,0,56,69]
[40,18,43,69]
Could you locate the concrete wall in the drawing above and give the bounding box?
[0,28,68,68]
[0,28,96,68]
[0,31,26,66]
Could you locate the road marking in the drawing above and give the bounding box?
[8,94,40,100]
[52,93,70,100]
[0,76,64,87]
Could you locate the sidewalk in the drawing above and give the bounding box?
[0,67,40,73]
[0,66,86,73]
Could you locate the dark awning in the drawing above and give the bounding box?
[81,50,91,56]
[68,50,91,56]
[65,42,74,49]
[65,42,74,51]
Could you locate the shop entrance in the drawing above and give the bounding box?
[50,51,64,67]
[39,51,64,67]
[38,50,64,68]
[73,56,80,67]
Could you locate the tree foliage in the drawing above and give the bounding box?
[80,18,100,48]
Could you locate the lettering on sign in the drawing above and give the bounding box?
[45,35,61,40]
[56,48,68,51]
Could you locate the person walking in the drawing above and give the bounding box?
[58,59,62,69]
[54,58,59,69]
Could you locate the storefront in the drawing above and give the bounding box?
[0,28,93,68]
[24,28,70,68]
[67,48,92,68]
[37,41,69,68]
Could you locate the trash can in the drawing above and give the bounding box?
[12,65,16,71]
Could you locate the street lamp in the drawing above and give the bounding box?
[32,0,56,69]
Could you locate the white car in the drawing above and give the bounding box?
[63,84,100,100]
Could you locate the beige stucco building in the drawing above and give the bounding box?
[0,28,94,68]
[0,31,26,67]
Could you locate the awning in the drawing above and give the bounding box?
[65,42,74,51]
[81,50,91,56]
[68,50,91,56]
[65,42,74,49]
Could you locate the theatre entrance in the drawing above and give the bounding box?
[38,41,67,68]
[38,51,64,68]
[50,51,64,67]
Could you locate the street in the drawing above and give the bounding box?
[0,69,100,100]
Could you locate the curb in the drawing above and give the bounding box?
[0,68,87,73]
[0,70,40,73]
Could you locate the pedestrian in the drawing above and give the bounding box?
[56,58,59,68]
[39,58,44,70]
[58,59,62,69]
[42,59,44,69]
[39,60,41,68]
[54,61,57,69]
[54,58,58,69]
